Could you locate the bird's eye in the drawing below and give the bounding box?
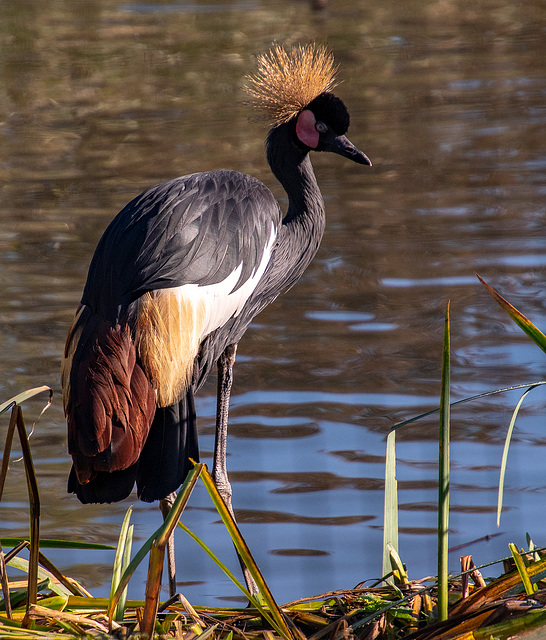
[315,121,328,133]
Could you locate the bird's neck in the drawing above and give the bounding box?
[266,123,326,231]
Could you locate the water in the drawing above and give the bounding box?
[0,0,544,605]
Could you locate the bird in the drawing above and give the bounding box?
[62,43,371,594]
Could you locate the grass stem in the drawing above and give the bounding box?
[437,302,451,622]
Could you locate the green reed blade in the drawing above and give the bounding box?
[178,521,280,629]
[387,543,408,585]
[477,274,546,354]
[108,463,203,623]
[437,302,451,622]
[200,465,294,640]
[509,542,536,595]
[0,539,115,550]
[118,525,133,619]
[382,429,398,583]
[526,534,540,562]
[109,505,133,622]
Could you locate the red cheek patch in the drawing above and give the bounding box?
[296,110,319,148]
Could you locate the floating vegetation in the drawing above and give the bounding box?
[1,278,546,639]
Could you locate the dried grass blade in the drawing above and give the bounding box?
[28,603,111,633]
[194,623,220,640]
[141,541,165,636]
[0,403,19,503]
[0,386,52,416]
[451,557,546,617]
[141,464,203,636]
[36,552,93,598]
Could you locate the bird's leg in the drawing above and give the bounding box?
[212,344,237,504]
[212,343,259,596]
[159,491,178,598]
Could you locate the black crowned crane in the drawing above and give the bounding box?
[62,43,371,595]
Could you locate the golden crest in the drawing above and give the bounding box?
[244,43,339,125]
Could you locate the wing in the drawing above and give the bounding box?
[65,169,282,495]
[82,169,282,317]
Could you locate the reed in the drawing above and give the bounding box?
[1,277,546,638]
[437,302,451,622]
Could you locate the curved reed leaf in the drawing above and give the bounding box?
[477,274,546,354]
[497,385,540,526]
[0,386,52,415]
[389,382,546,434]
[178,522,269,615]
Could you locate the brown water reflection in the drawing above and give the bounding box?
[0,0,545,604]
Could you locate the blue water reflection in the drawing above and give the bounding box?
[0,0,544,607]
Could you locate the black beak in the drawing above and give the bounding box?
[324,133,372,166]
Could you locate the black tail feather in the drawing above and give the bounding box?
[68,463,138,504]
[136,389,199,503]
[68,389,199,504]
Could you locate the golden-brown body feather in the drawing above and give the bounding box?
[137,289,206,407]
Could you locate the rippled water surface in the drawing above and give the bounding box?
[0,0,545,605]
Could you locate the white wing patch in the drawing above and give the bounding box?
[180,222,276,337]
[137,223,276,407]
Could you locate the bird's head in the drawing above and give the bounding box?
[294,92,371,165]
[244,43,371,166]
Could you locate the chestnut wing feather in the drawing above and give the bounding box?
[65,307,156,484]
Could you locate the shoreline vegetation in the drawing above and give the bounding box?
[1,277,545,639]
